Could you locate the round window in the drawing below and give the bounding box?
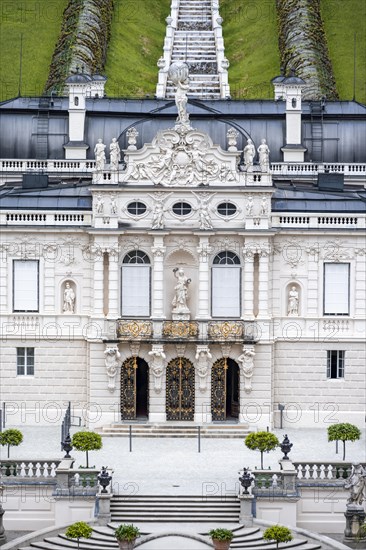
[172,202,192,216]
[127,201,147,216]
[217,202,237,216]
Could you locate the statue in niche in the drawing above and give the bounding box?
[149,192,172,230]
[94,139,106,171]
[238,347,256,393]
[287,286,299,316]
[192,192,215,230]
[110,194,117,215]
[246,195,254,216]
[258,138,270,171]
[344,463,366,506]
[195,347,212,392]
[244,138,255,169]
[260,195,269,216]
[95,194,104,214]
[172,267,191,313]
[109,138,121,171]
[168,61,190,127]
[63,281,75,313]
[148,347,166,393]
[104,347,121,392]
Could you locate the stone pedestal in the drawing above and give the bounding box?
[344,505,366,541]
[97,493,113,526]
[238,494,254,526]
[172,312,190,320]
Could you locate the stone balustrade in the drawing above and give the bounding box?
[271,162,366,176]
[273,213,365,229]
[0,159,96,173]
[0,459,60,478]
[2,211,91,226]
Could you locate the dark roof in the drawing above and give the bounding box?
[65,74,92,84]
[0,183,92,210]
[273,187,366,213]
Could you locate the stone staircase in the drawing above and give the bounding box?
[96,422,251,438]
[17,522,324,549]
[157,0,230,99]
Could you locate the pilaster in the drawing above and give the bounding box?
[258,247,270,318]
[108,246,119,318]
[151,236,166,319]
[196,238,212,319]
[243,246,255,318]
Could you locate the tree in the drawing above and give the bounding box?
[263,525,293,549]
[71,431,102,468]
[245,431,279,469]
[65,521,93,550]
[327,423,361,461]
[0,429,23,458]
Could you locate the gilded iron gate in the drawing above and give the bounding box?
[211,358,227,421]
[121,357,137,420]
[166,358,195,421]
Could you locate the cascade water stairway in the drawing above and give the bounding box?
[96,422,251,438]
[157,0,230,99]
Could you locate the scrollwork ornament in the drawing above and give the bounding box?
[104,346,121,392]
[148,345,166,393]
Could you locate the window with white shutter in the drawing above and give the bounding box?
[13,260,39,312]
[121,251,150,317]
[324,263,350,315]
[212,252,241,318]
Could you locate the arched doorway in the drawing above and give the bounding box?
[211,358,239,421]
[120,357,149,420]
[166,357,195,421]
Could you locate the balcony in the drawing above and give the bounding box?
[116,319,257,343]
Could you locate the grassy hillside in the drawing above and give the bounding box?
[0,0,68,101]
[221,0,280,99]
[104,0,171,97]
[321,0,366,104]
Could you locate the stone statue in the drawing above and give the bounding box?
[344,464,366,507]
[192,192,215,230]
[109,138,121,171]
[246,195,254,216]
[195,346,212,392]
[94,138,106,171]
[110,194,117,215]
[95,194,104,214]
[104,347,121,392]
[149,193,172,230]
[238,347,256,393]
[168,61,190,127]
[260,195,268,216]
[63,281,75,313]
[288,286,299,316]
[148,346,166,393]
[244,138,255,169]
[172,267,191,314]
[258,138,270,171]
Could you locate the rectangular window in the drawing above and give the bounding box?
[121,265,150,316]
[17,348,35,376]
[324,263,349,315]
[13,260,39,312]
[212,267,241,317]
[327,350,345,379]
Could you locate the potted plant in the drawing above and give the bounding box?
[0,429,23,458]
[115,523,141,550]
[65,521,93,549]
[244,431,279,469]
[209,528,233,550]
[327,423,361,460]
[71,431,102,468]
[263,525,293,549]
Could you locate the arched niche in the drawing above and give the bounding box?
[61,279,76,314]
[286,282,301,317]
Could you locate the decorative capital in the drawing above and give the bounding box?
[129,342,140,357]
[151,246,166,258]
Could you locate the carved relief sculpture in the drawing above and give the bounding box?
[238,346,256,393]
[344,463,366,506]
[149,192,172,230]
[195,346,212,392]
[109,138,121,171]
[94,139,106,171]
[172,267,191,314]
[63,281,75,313]
[192,192,215,230]
[110,194,118,215]
[95,194,104,214]
[246,195,254,216]
[287,286,299,316]
[104,346,121,392]
[260,195,269,216]
[257,138,270,171]
[244,138,255,170]
[148,345,166,393]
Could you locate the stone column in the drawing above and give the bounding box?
[194,345,212,423]
[196,238,212,319]
[108,247,119,318]
[242,246,255,318]
[93,245,104,316]
[151,236,166,319]
[258,246,270,317]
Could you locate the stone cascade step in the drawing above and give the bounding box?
[111,495,241,523]
[96,422,251,438]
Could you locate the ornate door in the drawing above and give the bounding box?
[121,357,137,420]
[166,358,195,421]
[211,358,227,421]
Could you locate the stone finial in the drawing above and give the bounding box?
[227,128,239,151]
[127,127,139,150]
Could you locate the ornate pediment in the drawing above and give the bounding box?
[122,125,240,187]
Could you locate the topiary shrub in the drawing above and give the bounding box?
[65,521,93,550]
[71,431,102,468]
[245,431,279,469]
[263,525,293,549]
[0,428,23,458]
[327,423,361,461]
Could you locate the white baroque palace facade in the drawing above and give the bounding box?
[0,68,365,431]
